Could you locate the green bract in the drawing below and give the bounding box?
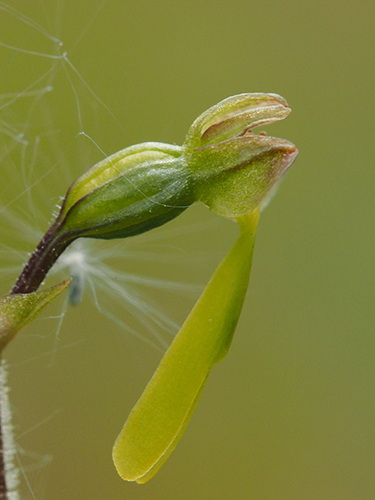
[0,279,71,352]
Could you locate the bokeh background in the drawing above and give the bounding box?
[1,0,374,499]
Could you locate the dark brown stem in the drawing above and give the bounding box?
[11,224,72,295]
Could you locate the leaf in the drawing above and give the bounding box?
[0,278,72,352]
[112,209,259,483]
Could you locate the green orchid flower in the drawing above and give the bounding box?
[5,92,297,484]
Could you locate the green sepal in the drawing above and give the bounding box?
[112,209,259,483]
[191,135,298,217]
[0,278,72,352]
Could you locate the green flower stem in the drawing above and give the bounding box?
[113,208,259,483]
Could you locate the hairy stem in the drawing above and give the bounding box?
[0,411,6,500]
[11,224,71,295]
[0,361,19,500]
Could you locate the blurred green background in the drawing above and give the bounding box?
[1,0,374,498]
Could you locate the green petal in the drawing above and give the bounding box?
[112,209,259,483]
